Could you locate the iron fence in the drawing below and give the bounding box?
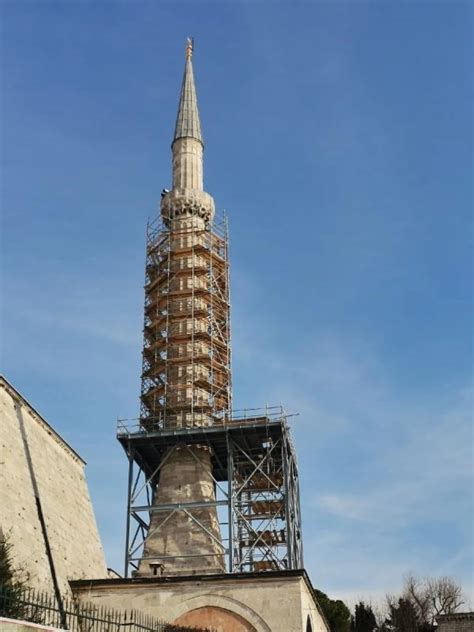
[0,586,211,632]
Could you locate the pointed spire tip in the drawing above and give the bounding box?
[173,37,202,145]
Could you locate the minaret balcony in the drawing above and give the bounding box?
[161,188,215,224]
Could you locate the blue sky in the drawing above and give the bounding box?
[1,0,472,606]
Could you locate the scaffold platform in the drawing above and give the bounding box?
[117,407,303,576]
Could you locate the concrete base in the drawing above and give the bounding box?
[71,570,329,632]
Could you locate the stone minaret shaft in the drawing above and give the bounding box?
[138,40,231,576]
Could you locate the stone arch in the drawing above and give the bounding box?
[174,606,257,631]
[168,593,271,632]
[307,614,313,631]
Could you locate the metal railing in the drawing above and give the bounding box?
[117,404,289,435]
[0,586,212,632]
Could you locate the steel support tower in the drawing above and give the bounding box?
[118,407,303,575]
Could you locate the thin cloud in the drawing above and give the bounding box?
[229,292,473,597]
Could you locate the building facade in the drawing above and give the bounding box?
[71,571,328,632]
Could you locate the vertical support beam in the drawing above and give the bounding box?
[225,216,232,417]
[227,430,234,572]
[282,435,292,569]
[236,480,243,571]
[246,490,253,571]
[124,444,134,578]
[293,456,304,568]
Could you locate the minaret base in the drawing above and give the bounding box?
[137,445,224,577]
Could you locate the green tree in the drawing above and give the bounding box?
[351,602,377,632]
[385,598,420,632]
[0,531,29,620]
[315,589,351,632]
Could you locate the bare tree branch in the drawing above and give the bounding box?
[401,574,465,625]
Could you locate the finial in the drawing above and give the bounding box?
[185,38,193,60]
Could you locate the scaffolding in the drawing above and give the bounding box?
[140,213,231,429]
[117,407,304,576]
[126,208,304,577]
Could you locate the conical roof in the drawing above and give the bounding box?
[173,40,203,145]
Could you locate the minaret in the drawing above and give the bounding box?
[136,39,231,576]
[119,40,302,583]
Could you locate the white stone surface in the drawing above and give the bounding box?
[0,377,107,595]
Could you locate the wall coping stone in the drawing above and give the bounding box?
[437,613,474,622]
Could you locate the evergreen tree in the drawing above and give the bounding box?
[385,598,420,632]
[351,602,377,632]
[315,589,352,632]
[0,531,29,620]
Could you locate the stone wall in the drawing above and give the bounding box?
[437,614,474,632]
[71,571,330,632]
[0,377,107,595]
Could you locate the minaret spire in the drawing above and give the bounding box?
[161,38,214,222]
[173,38,203,146]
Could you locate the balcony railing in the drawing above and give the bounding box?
[117,405,288,436]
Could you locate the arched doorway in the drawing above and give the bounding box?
[306,615,313,631]
[174,606,257,632]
